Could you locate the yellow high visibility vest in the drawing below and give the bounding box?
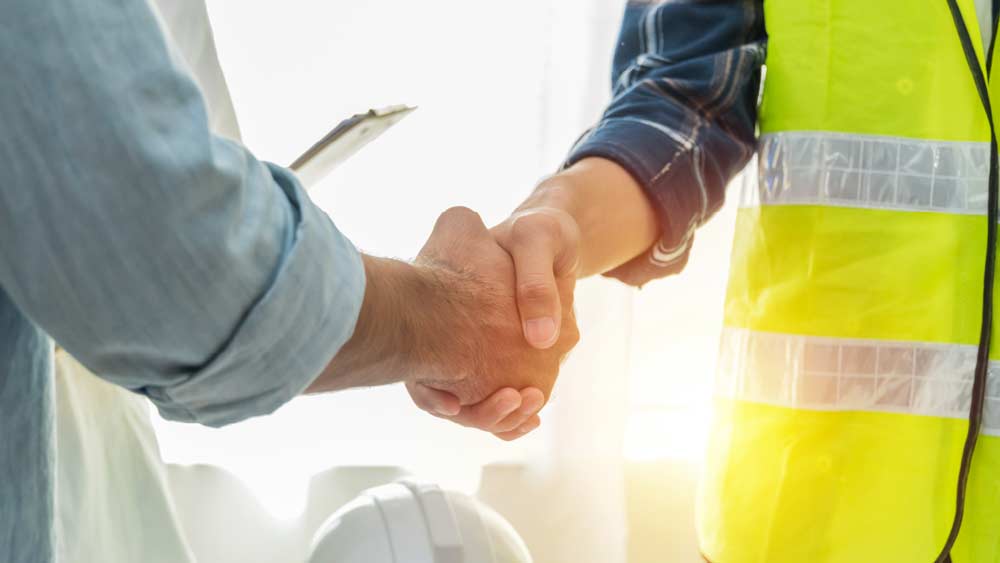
[697,1,1000,561]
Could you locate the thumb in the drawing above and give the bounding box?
[406,381,462,417]
[502,211,579,349]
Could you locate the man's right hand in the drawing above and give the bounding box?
[406,207,579,439]
[309,207,578,440]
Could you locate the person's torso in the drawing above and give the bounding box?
[0,1,240,561]
[699,1,1000,562]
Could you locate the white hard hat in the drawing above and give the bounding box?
[307,480,532,563]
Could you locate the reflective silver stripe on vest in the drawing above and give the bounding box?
[742,132,991,214]
[716,328,1000,435]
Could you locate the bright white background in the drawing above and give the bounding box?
[151,1,742,560]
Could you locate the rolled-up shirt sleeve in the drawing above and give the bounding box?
[0,0,364,426]
[567,0,766,286]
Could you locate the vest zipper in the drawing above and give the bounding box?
[938,2,999,562]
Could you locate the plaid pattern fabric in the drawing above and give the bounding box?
[568,0,766,286]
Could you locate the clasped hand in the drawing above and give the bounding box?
[312,158,647,440]
[405,206,581,441]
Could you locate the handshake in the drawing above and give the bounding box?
[310,157,653,440]
[314,203,583,441]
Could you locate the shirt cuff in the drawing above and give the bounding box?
[147,165,365,427]
[566,120,704,287]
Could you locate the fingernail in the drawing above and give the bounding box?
[524,318,557,347]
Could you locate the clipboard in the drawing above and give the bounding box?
[289,105,416,189]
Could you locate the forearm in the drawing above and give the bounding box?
[551,0,765,285]
[308,256,433,393]
[517,157,659,279]
[0,0,369,427]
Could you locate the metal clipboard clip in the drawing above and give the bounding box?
[289,105,416,189]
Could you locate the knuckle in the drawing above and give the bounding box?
[563,325,581,348]
[438,206,481,228]
[443,205,476,218]
[564,318,581,343]
[511,213,560,245]
[517,279,555,304]
[408,388,434,413]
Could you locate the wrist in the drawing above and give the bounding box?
[309,255,433,393]
[517,157,658,277]
[518,174,582,220]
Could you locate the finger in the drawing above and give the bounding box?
[494,415,542,442]
[446,388,522,430]
[507,214,566,349]
[406,381,461,416]
[492,387,546,433]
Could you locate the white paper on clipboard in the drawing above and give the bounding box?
[289,105,415,189]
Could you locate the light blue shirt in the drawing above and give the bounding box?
[0,1,366,560]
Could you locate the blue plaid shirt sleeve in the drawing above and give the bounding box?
[567,0,766,286]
